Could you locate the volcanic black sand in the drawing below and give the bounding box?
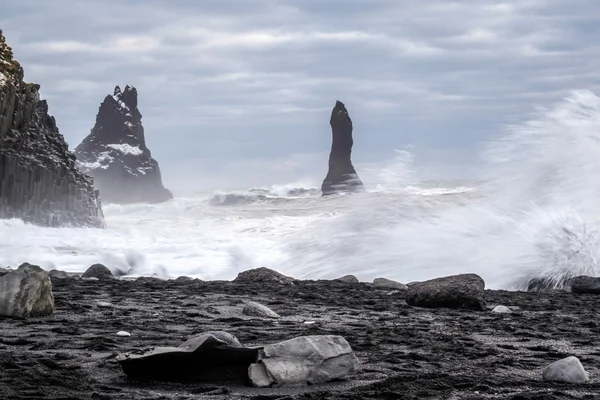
[1,278,599,399]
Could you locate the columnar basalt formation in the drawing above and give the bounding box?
[0,30,104,227]
[321,101,364,196]
[74,85,172,204]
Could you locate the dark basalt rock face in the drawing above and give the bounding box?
[321,101,364,196]
[74,85,172,204]
[0,30,104,227]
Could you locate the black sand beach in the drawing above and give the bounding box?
[0,277,599,399]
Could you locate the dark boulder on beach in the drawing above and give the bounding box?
[82,264,114,280]
[569,275,600,294]
[405,273,486,310]
[321,101,364,196]
[74,85,172,204]
[234,267,296,285]
[0,30,104,227]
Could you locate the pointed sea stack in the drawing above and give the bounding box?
[321,101,364,196]
[75,85,172,204]
[0,30,104,227]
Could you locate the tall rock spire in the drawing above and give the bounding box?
[0,29,104,227]
[74,85,172,204]
[321,101,364,196]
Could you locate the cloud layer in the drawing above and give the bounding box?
[3,0,600,189]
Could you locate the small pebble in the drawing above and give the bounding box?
[116,331,131,337]
[492,305,512,314]
[97,302,113,308]
[303,321,316,325]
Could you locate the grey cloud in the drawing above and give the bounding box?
[2,0,600,190]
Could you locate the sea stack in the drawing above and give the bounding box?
[75,85,172,204]
[321,101,364,196]
[0,30,104,227]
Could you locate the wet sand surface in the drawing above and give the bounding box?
[0,278,599,399]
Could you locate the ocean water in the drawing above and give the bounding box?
[2,90,600,290]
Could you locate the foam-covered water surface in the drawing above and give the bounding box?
[2,90,600,290]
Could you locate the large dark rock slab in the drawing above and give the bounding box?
[405,273,486,310]
[116,331,259,383]
[74,85,172,204]
[0,30,104,227]
[321,101,364,196]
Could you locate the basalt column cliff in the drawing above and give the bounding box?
[0,30,104,227]
[75,85,172,204]
[321,101,364,196]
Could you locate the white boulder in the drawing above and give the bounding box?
[248,335,359,388]
[542,356,589,383]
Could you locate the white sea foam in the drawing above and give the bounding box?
[1,90,599,290]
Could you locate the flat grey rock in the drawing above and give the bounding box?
[373,278,407,290]
[243,301,280,318]
[542,356,588,383]
[248,335,359,388]
[335,275,359,283]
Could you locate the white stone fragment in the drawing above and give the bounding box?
[542,356,589,383]
[117,331,132,337]
[491,305,512,314]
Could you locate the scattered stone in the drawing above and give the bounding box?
[82,264,114,280]
[569,276,600,294]
[234,267,296,285]
[248,335,359,388]
[243,301,280,318]
[373,277,407,290]
[82,277,99,281]
[74,85,173,204]
[542,356,589,383]
[97,302,113,308]
[0,263,54,318]
[117,331,131,337]
[48,269,70,279]
[491,305,512,314]
[117,331,257,382]
[321,101,364,196]
[405,273,486,310]
[175,276,193,282]
[335,275,359,283]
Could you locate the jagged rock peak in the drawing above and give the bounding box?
[0,29,22,85]
[321,100,364,196]
[74,85,172,204]
[0,30,104,227]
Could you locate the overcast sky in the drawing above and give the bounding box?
[3,0,600,190]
